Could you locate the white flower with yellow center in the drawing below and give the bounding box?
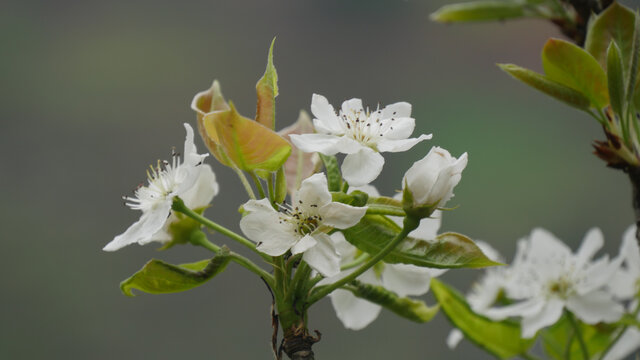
[104,123,217,251]
[239,173,367,277]
[289,94,432,186]
[481,228,624,338]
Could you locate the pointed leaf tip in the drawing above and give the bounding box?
[256,38,279,130]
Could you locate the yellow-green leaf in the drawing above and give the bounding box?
[190,80,232,166]
[209,103,291,172]
[256,38,278,130]
[607,41,626,117]
[430,1,528,23]
[431,279,535,359]
[541,315,616,360]
[120,247,231,297]
[585,2,636,71]
[498,64,591,110]
[542,38,609,109]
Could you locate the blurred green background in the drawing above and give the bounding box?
[3,0,640,358]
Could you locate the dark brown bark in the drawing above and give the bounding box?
[281,325,320,360]
[627,166,640,245]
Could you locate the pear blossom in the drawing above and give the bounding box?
[278,110,320,194]
[403,146,468,210]
[104,123,216,251]
[480,228,624,338]
[239,173,366,277]
[609,225,640,300]
[289,94,432,186]
[321,205,446,330]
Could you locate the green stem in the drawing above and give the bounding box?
[289,261,313,301]
[340,253,369,271]
[249,171,266,199]
[566,311,589,360]
[171,197,271,261]
[365,204,406,217]
[295,148,304,191]
[598,301,640,360]
[191,230,274,287]
[220,151,256,199]
[306,216,419,305]
[267,173,275,203]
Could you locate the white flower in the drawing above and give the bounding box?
[104,123,216,251]
[289,94,432,186]
[481,228,624,338]
[609,225,640,300]
[403,146,468,210]
[602,301,640,360]
[322,208,446,330]
[239,173,366,277]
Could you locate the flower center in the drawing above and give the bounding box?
[339,106,395,148]
[278,201,322,236]
[124,151,183,211]
[546,276,574,299]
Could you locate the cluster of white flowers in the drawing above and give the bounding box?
[448,226,640,359]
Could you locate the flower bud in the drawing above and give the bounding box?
[402,146,468,217]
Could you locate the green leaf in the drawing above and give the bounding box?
[542,38,609,109]
[627,12,640,105]
[541,314,616,360]
[607,41,626,117]
[585,2,636,72]
[430,1,529,23]
[431,279,535,359]
[348,280,439,323]
[120,247,231,297]
[341,215,500,269]
[256,38,278,130]
[319,153,342,192]
[191,80,233,167]
[498,64,591,110]
[366,196,406,216]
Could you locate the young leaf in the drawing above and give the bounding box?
[607,41,626,117]
[256,38,278,130]
[498,64,591,110]
[348,280,439,323]
[431,279,535,359]
[190,80,233,166]
[585,2,636,71]
[627,12,640,105]
[541,314,616,360]
[274,166,287,204]
[542,38,609,109]
[341,215,500,269]
[319,153,342,192]
[430,1,528,23]
[208,103,291,173]
[120,247,231,296]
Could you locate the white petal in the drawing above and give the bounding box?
[341,148,385,186]
[407,210,442,240]
[104,201,172,251]
[622,225,640,274]
[602,327,640,360]
[330,232,358,265]
[521,298,564,338]
[481,297,545,321]
[446,329,464,349]
[381,101,411,119]
[575,227,604,266]
[566,291,624,324]
[239,199,297,256]
[303,233,341,277]
[609,270,638,300]
[381,116,415,140]
[319,202,367,229]
[311,94,343,134]
[295,173,332,208]
[581,255,623,294]
[377,133,432,153]
[381,263,433,297]
[291,234,317,255]
[329,288,382,330]
[341,98,364,115]
[179,165,219,208]
[290,133,362,155]
[183,123,208,167]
